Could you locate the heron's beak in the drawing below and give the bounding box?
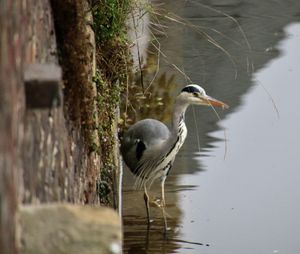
[203,95,229,109]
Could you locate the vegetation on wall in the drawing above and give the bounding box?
[50,0,132,205]
[91,0,131,205]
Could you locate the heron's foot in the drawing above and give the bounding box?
[164,226,172,232]
[163,226,172,239]
[147,218,154,224]
[153,197,165,208]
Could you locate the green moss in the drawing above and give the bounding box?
[92,0,130,44]
[89,141,100,154]
[96,162,114,204]
[91,0,131,205]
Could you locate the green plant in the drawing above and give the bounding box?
[92,0,130,44]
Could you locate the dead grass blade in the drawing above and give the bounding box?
[207,103,228,160]
[256,79,280,119]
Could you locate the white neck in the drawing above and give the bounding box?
[171,100,189,135]
[162,100,189,155]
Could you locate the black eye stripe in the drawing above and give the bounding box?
[181,86,200,93]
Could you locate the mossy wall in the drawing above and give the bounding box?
[0,0,130,253]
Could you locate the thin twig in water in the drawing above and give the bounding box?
[207,102,228,160]
[188,0,252,50]
[131,10,145,93]
[150,40,193,83]
[171,63,193,83]
[256,79,280,119]
[182,66,202,153]
[169,238,210,247]
[186,0,255,75]
[144,30,161,93]
[152,9,238,79]
[192,106,201,152]
[123,54,130,126]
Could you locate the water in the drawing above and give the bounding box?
[123,1,300,253]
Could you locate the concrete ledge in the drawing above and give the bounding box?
[19,204,122,254]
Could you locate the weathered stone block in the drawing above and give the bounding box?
[19,204,122,254]
[23,64,62,108]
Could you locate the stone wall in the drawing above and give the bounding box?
[0,1,113,253]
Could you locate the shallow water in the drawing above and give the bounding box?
[123,1,300,253]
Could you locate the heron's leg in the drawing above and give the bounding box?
[161,175,168,232]
[161,175,166,207]
[143,183,151,224]
[161,161,173,207]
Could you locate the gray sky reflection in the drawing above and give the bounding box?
[177,23,300,254]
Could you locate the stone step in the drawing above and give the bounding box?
[19,204,122,254]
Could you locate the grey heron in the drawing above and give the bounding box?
[121,84,228,229]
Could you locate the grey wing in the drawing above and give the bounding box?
[120,119,170,173]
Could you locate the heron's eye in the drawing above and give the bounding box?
[193,92,199,97]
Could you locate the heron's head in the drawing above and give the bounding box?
[178,84,229,109]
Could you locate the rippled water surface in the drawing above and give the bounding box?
[123,1,300,253]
